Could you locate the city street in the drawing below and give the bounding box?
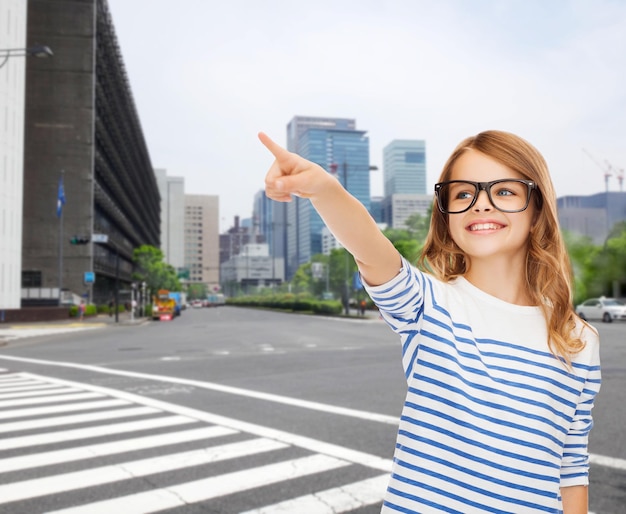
[0,307,624,513]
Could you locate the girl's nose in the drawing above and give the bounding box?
[473,190,493,211]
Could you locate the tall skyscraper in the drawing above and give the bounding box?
[381,139,430,229]
[383,140,427,196]
[283,116,371,279]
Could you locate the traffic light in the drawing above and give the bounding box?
[69,235,90,245]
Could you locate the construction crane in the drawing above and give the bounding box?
[582,148,617,193]
[616,167,625,192]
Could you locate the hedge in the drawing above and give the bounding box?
[227,294,342,315]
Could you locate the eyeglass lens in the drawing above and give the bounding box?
[438,180,531,213]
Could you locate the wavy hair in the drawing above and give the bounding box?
[418,130,585,362]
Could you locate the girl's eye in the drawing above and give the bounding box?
[456,190,474,200]
[494,187,514,197]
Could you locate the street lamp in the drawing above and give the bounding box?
[0,45,53,69]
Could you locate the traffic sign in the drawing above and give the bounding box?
[92,234,109,243]
[84,272,95,284]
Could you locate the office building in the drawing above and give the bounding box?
[284,116,371,279]
[0,0,27,309]
[383,139,427,196]
[253,189,286,281]
[382,194,433,230]
[220,243,283,297]
[21,0,160,304]
[184,194,219,291]
[558,192,626,244]
[369,196,384,224]
[154,168,185,270]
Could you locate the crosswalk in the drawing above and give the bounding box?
[0,370,390,513]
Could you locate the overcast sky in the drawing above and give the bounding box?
[107,0,626,232]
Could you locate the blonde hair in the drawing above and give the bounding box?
[418,130,585,361]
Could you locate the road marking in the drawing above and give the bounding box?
[0,354,400,425]
[3,357,623,475]
[241,473,390,513]
[0,438,289,504]
[0,414,195,450]
[589,453,626,470]
[3,370,394,473]
[0,405,158,434]
[0,385,80,398]
[0,375,37,383]
[0,398,130,420]
[0,425,236,473]
[0,390,103,408]
[46,454,350,514]
[3,372,613,513]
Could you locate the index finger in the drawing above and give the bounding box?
[258,132,289,160]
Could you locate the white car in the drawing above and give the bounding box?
[576,297,626,323]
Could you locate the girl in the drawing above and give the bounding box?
[259,130,601,514]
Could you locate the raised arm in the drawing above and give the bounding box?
[259,132,401,286]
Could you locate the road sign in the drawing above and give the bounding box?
[92,234,109,243]
[84,272,95,284]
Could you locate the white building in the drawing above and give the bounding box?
[154,168,185,270]
[220,243,284,291]
[382,194,433,229]
[0,1,27,309]
[184,194,219,291]
[321,227,342,255]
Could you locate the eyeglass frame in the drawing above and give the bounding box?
[434,178,538,214]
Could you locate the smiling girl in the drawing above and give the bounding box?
[260,130,600,514]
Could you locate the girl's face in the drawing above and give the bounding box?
[445,149,536,264]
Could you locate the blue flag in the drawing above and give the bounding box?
[56,175,66,217]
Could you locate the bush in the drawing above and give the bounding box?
[226,294,343,316]
[69,303,97,318]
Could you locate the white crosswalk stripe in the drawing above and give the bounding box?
[240,474,391,513]
[48,455,351,514]
[0,371,389,513]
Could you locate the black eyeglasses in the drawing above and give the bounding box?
[434,179,538,214]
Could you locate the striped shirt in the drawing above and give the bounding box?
[364,258,601,514]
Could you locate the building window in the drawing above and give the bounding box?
[22,270,42,288]
[405,152,424,164]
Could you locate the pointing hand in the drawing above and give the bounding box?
[258,132,336,202]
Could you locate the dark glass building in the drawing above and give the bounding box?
[22,0,160,304]
[282,116,371,279]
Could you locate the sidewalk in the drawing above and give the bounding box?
[0,313,148,344]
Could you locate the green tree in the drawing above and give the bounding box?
[563,231,602,304]
[291,263,313,294]
[187,283,207,300]
[598,221,626,297]
[383,208,432,263]
[132,245,181,293]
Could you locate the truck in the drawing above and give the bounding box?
[168,291,186,317]
[152,289,176,321]
[206,293,225,307]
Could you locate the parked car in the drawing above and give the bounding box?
[575,297,626,323]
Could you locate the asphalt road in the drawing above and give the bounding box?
[0,306,623,513]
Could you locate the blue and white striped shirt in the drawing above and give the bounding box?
[364,258,601,514]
